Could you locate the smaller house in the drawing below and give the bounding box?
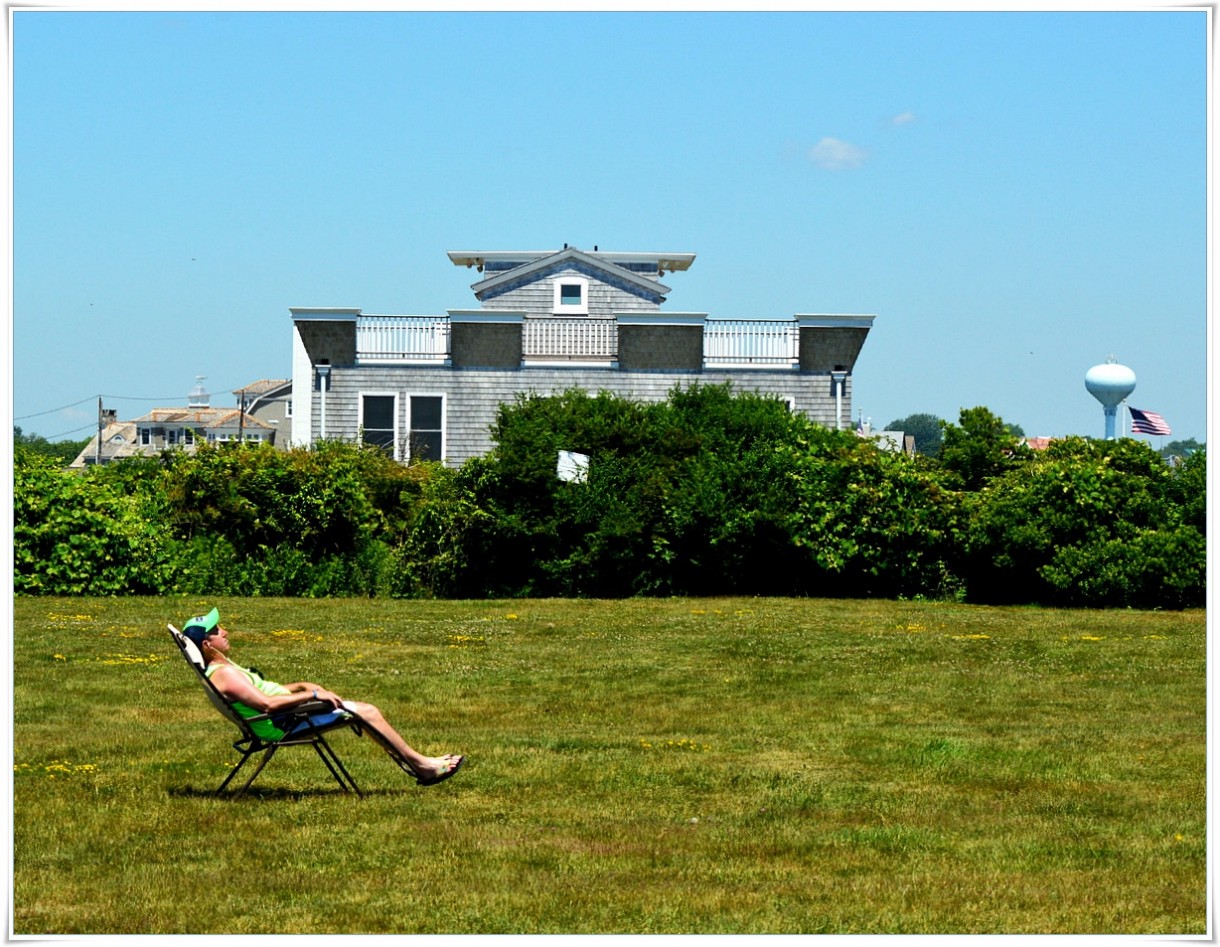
[69,419,142,467]
[236,379,292,442]
[69,379,285,467]
[132,406,275,450]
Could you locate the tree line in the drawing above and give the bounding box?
[13,384,1205,608]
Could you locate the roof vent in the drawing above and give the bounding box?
[188,375,210,408]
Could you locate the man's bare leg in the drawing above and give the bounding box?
[342,699,461,780]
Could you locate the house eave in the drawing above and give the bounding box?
[465,247,676,301]
[448,249,695,273]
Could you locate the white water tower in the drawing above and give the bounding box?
[1085,357,1136,440]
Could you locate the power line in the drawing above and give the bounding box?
[14,396,99,421]
[103,388,243,402]
[15,384,250,421]
[42,422,98,440]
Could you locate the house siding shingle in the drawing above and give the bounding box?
[483,264,660,317]
[317,364,848,466]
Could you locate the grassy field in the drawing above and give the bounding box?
[11,595,1207,935]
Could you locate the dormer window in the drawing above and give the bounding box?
[553,276,589,315]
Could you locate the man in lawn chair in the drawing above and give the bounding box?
[182,608,463,787]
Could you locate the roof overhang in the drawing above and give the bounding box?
[795,314,876,329]
[463,247,681,301]
[448,249,695,274]
[289,307,361,321]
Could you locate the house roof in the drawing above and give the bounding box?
[448,248,695,275]
[460,247,685,303]
[136,407,273,430]
[234,379,289,397]
[69,422,143,467]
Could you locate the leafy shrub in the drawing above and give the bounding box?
[938,406,1029,489]
[962,437,1203,607]
[471,385,966,599]
[1039,525,1205,609]
[13,450,172,595]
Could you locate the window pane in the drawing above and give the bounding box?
[363,395,394,430]
[409,432,444,461]
[365,429,395,452]
[409,430,442,462]
[362,395,395,456]
[411,395,442,431]
[560,284,582,305]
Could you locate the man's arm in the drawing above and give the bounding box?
[209,667,341,713]
[280,680,344,709]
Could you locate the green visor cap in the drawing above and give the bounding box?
[184,607,220,636]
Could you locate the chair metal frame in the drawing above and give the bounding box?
[168,624,367,798]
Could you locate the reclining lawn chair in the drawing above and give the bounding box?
[167,623,367,798]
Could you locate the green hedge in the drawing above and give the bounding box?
[12,387,1205,607]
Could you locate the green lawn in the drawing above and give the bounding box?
[12,596,1207,934]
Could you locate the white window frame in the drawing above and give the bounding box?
[406,392,446,464]
[359,391,400,460]
[552,276,589,315]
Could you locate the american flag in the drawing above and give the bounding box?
[1128,406,1172,436]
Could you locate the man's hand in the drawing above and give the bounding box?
[310,687,343,710]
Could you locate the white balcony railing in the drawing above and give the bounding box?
[703,319,799,367]
[356,316,450,361]
[523,317,617,361]
[356,314,801,368]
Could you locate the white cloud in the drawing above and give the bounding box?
[808,137,868,171]
[891,110,917,126]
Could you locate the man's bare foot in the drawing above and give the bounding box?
[416,754,464,786]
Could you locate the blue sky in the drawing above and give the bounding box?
[11,7,1209,444]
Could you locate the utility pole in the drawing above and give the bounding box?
[238,388,246,443]
[95,396,103,465]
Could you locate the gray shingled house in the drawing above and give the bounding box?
[289,247,874,466]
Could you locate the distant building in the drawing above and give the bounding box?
[290,246,875,465]
[870,431,916,456]
[236,379,292,443]
[69,379,286,467]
